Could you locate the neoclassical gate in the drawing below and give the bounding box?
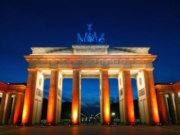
[21,45,160,125]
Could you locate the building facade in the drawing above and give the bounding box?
[156,83,180,125]
[21,45,160,125]
[0,82,26,125]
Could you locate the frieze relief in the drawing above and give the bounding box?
[73,45,109,55]
[28,59,153,69]
[36,88,42,97]
[139,88,145,97]
[119,88,123,97]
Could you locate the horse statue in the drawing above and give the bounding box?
[98,33,105,44]
[77,33,83,44]
[93,32,97,43]
[84,32,88,43]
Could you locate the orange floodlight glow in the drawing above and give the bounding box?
[71,70,79,125]
[125,70,135,124]
[71,103,78,124]
[102,70,111,124]
[104,100,110,123]
[152,98,160,123]
[47,93,55,124]
[22,94,30,124]
[148,70,160,124]
[127,88,135,123]
[127,103,135,123]
[73,110,77,122]
[13,94,22,124]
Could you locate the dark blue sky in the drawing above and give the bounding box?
[0,0,180,113]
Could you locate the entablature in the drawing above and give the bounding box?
[25,55,156,69]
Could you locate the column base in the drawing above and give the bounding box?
[103,122,112,125]
[70,122,79,125]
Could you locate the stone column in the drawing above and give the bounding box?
[123,70,135,124]
[47,70,58,125]
[164,95,171,124]
[13,92,24,125]
[101,69,110,124]
[79,72,81,123]
[71,69,80,124]
[144,69,160,125]
[0,93,6,125]
[56,71,63,124]
[9,95,17,124]
[174,92,180,124]
[157,92,168,125]
[2,94,12,125]
[22,70,37,125]
[169,93,178,124]
[100,72,103,124]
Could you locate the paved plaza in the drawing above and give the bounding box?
[0,125,180,135]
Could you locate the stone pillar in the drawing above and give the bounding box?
[56,71,63,124]
[79,72,81,123]
[13,92,24,125]
[174,92,180,124]
[100,72,103,124]
[22,70,37,125]
[47,70,58,125]
[157,92,168,125]
[144,69,160,125]
[169,93,178,124]
[164,95,171,124]
[2,94,12,125]
[0,93,6,125]
[101,69,110,124]
[9,95,17,124]
[123,70,135,124]
[71,69,80,124]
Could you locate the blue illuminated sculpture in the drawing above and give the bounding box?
[77,24,105,44]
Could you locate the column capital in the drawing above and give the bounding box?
[121,68,131,71]
[1,92,6,95]
[16,91,24,94]
[27,68,37,72]
[144,68,154,71]
[157,91,165,95]
[51,69,58,71]
[173,91,180,95]
[101,68,108,71]
[72,68,80,71]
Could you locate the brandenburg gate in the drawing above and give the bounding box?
[1,25,180,126]
[21,44,160,125]
[19,25,160,125]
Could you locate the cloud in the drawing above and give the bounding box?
[62,96,71,102]
[81,97,100,108]
[110,96,119,103]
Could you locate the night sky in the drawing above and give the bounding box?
[0,0,180,114]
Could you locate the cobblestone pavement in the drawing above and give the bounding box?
[0,125,180,135]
